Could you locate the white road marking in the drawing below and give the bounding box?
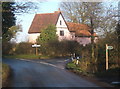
[19,59,65,70]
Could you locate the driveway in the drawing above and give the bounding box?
[3,58,103,88]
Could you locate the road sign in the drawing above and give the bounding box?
[107,46,113,50]
[106,44,113,70]
[32,44,41,47]
[32,44,41,55]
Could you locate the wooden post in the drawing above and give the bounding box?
[106,44,108,70]
[36,47,38,55]
[32,44,40,55]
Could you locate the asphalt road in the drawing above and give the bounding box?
[3,58,103,88]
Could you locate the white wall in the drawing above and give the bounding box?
[76,37,98,46]
[28,33,40,43]
[75,37,91,46]
[56,14,72,41]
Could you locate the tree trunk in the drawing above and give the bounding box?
[90,17,96,73]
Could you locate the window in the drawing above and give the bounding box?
[60,20,62,25]
[60,31,64,36]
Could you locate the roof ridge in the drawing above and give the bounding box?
[36,13,55,15]
[36,11,60,15]
[67,22,92,30]
[67,22,87,25]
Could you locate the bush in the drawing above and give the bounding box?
[96,32,119,71]
[2,63,11,86]
[2,41,16,55]
[15,42,35,54]
[66,62,88,75]
[38,40,81,57]
[66,62,77,69]
[95,67,120,78]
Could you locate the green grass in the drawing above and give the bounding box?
[66,62,84,74]
[66,62,77,69]
[2,63,11,85]
[3,54,53,60]
[4,54,39,59]
[67,62,120,77]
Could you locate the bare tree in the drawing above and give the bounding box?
[60,1,119,72]
[60,2,103,65]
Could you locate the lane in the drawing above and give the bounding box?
[3,58,102,87]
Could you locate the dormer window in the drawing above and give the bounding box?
[60,20,62,25]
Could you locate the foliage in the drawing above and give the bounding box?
[95,67,120,78]
[66,62,88,76]
[116,23,120,42]
[60,2,118,67]
[3,42,36,55]
[2,2,41,55]
[15,42,35,55]
[3,25,22,41]
[37,25,58,55]
[66,62,77,69]
[60,2,118,35]
[97,31,119,70]
[2,41,16,55]
[37,25,58,44]
[56,40,80,56]
[4,54,39,59]
[60,2,103,29]
[60,2,104,65]
[2,63,11,86]
[37,25,92,57]
[2,1,41,41]
[38,38,81,57]
[3,54,53,60]
[2,2,16,35]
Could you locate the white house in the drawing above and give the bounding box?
[28,9,97,46]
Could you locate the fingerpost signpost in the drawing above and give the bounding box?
[32,44,41,55]
[106,44,113,70]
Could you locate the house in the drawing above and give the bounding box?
[28,9,97,46]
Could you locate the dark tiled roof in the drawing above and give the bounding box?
[28,11,60,33]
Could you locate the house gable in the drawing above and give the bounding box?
[56,13,72,41]
[56,13,68,28]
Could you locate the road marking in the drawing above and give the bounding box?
[19,59,65,70]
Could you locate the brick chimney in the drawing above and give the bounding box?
[54,8,61,13]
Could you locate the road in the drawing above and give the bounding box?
[3,58,103,88]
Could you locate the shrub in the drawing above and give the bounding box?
[15,42,35,54]
[2,41,16,55]
[2,63,11,86]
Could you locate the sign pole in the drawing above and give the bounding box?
[106,44,108,70]
[32,44,41,56]
[36,47,37,55]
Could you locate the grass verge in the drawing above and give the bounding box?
[66,62,88,76]
[3,54,68,60]
[66,62,120,87]
[3,54,52,60]
[2,63,11,87]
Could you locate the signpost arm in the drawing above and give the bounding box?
[32,44,40,55]
[106,44,108,70]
